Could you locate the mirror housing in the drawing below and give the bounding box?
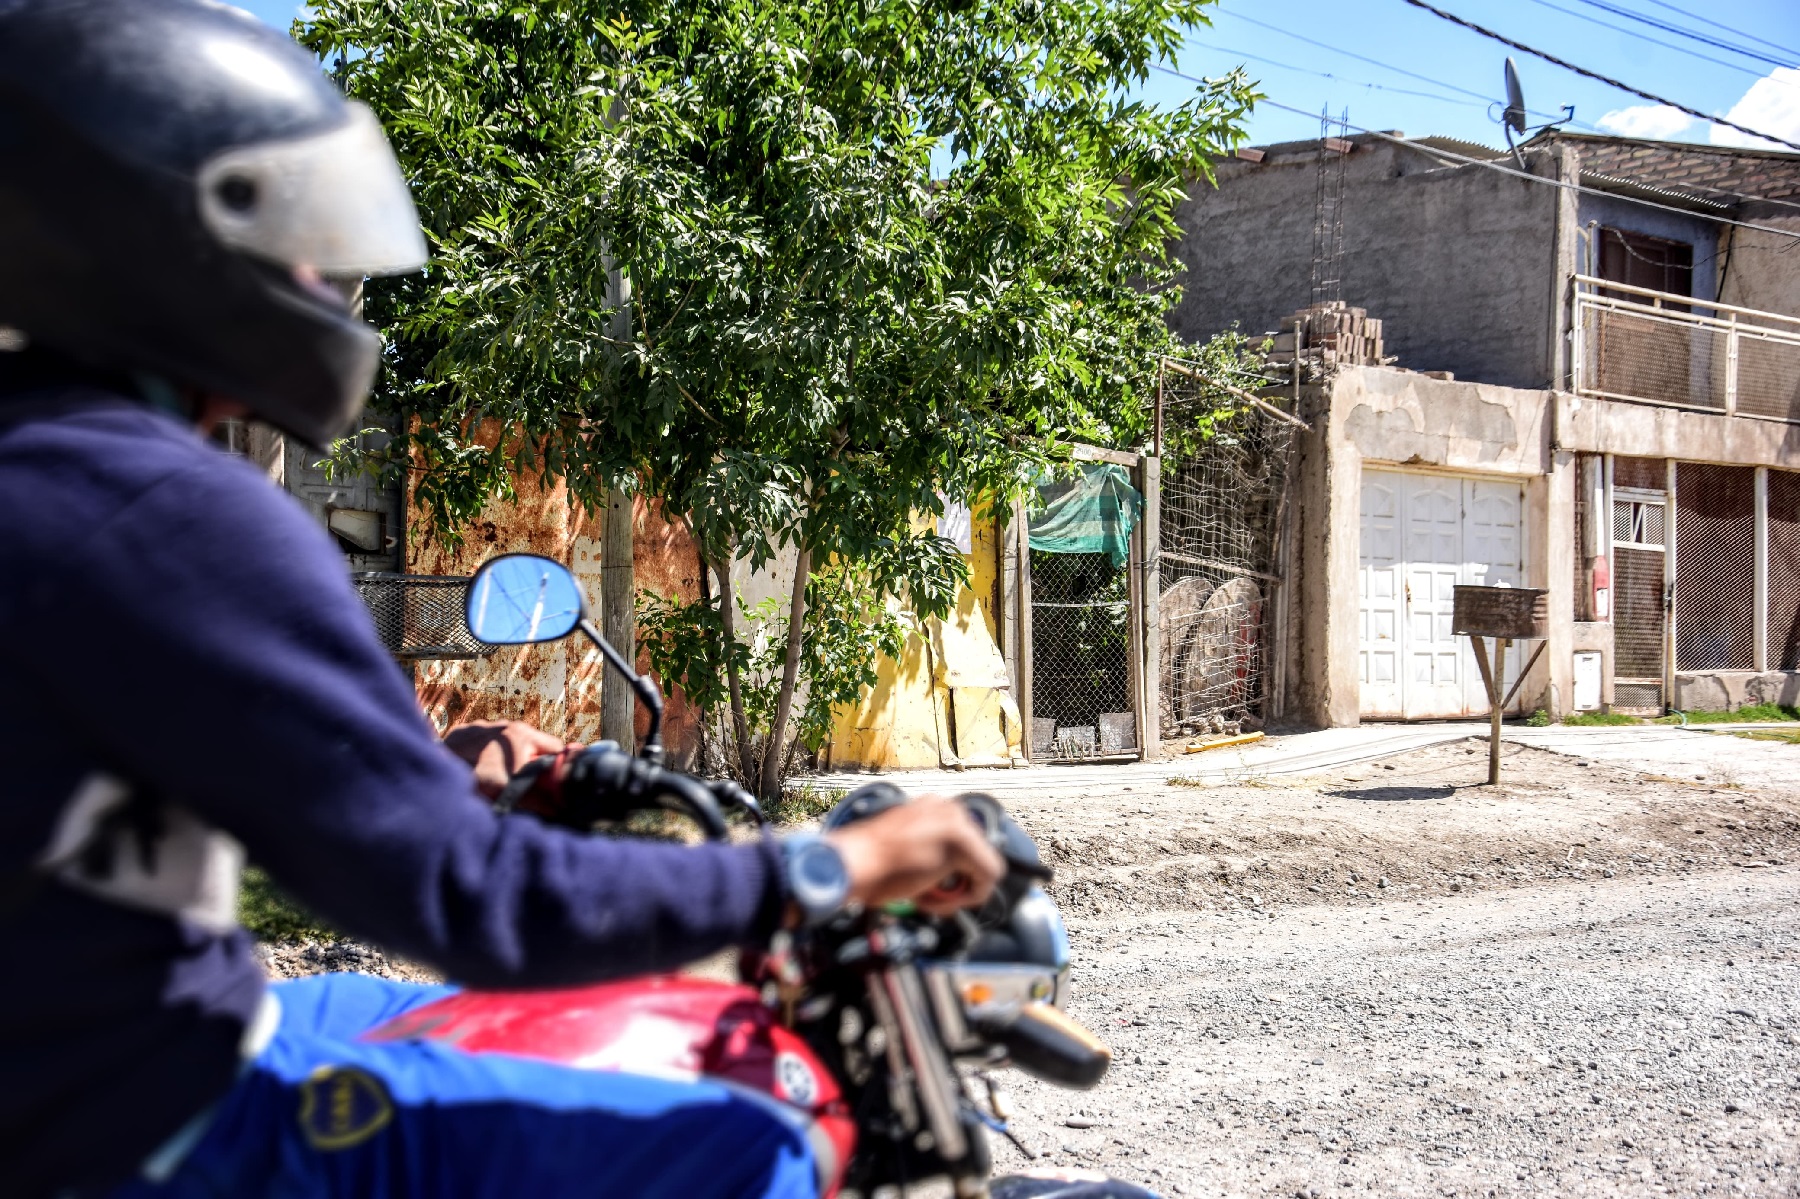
[466,554,585,645]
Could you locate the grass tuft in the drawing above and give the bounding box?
[238,866,339,945]
[766,782,848,826]
[1563,711,1641,726]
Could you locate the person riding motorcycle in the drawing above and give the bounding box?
[0,3,1003,1196]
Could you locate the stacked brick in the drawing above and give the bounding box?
[1264,301,1394,367]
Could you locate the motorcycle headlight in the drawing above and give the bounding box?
[966,884,1073,1009]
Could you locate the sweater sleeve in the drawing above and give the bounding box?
[10,442,785,987]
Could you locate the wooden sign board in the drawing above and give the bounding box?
[1451,585,1548,641]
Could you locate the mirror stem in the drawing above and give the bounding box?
[578,618,664,764]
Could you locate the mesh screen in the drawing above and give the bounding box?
[1572,472,1585,619]
[1028,550,1136,759]
[354,573,492,660]
[1613,456,1666,491]
[1613,498,1666,547]
[1582,306,1727,410]
[1613,546,1665,680]
[1157,376,1296,736]
[1613,681,1664,713]
[1674,464,1756,671]
[1734,334,1800,422]
[1770,470,1800,671]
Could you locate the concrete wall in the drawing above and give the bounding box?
[1280,366,1566,727]
[1170,139,1567,389]
[1554,393,1800,466]
[1716,211,1800,320]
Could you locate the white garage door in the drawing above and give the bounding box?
[1358,469,1527,720]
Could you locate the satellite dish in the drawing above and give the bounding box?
[1503,57,1527,136]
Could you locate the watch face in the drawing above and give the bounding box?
[796,841,849,892]
[790,838,849,919]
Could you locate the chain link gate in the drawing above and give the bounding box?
[1156,373,1298,738]
[1674,464,1756,672]
[1027,550,1138,759]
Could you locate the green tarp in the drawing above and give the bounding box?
[1027,462,1142,567]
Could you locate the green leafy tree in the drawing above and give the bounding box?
[300,0,1254,795]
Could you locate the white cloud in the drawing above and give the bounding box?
[1708,67,1800,151]
[1596,104,1697,140]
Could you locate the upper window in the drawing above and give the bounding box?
[1599,227,1693,300]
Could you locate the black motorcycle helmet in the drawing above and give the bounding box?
[0,0,426,445]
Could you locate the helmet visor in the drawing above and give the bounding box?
[196,102,428,278]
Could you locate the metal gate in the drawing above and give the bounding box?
[1611,457,1668,713]
[1356,469,1527,719]
[1027,549,1138,759]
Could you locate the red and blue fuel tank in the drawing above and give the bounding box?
[362,975,857,1196]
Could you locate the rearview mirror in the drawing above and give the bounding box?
[466,554,585,644]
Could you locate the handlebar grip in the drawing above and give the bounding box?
[972,1001,1111,1089]
[638,766,731,842]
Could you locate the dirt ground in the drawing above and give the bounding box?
[259,735,1800,1196]
[988,737,1800,1197]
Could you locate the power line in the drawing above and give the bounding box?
[1149,62,1800,242]
[1191,41,1484,107]
[1629,0,1800,61]
[1565,0,1796,68]
[1520,0,1788,76]
[1218,11,1571,125]
[1400,0,1800,154]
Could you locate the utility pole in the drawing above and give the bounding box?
[600,259,635,750]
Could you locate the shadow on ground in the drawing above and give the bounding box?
[1324,783,1465,802]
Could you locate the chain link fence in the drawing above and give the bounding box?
[1157,374,1297,738]
[1580,304,1726,410]
[1575,279,1800,421]
[1769,470,1800,671]
[1027,549,1136,759]
[1735,333,1800,422]
[354,573,494,661]
[1674,464,1756,672]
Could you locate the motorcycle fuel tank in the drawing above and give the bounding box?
[363,975,856,1194]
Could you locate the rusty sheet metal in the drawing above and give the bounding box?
[1451,585,1549,640]
[408,446,704,763]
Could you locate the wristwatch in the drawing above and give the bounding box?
[780,833,852,927]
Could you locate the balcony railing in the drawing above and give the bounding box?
[1571,274,1800,423]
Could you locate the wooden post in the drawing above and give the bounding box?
[1469,634,1506,786]
[1141,454,1161,759]
[1015,496,1034,762]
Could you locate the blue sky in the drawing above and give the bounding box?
[238,0,1799,151]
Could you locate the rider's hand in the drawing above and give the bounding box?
[443,720,571,799]
[824,796,1005,917]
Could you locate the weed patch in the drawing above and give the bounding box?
[1660,703,1800,724]
[1563,711,1642,726]
[767,782,848,825]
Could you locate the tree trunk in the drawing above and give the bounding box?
[601,487,635,750]
[760,542,812,799]
[713,553,755,785]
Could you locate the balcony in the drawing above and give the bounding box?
[1572,274,1800,423]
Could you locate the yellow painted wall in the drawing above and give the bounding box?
[828,504,1024,771]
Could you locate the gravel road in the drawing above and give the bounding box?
[984,737,1800,1197]
[992,867,1799,1197]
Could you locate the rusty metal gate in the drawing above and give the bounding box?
[1157,387,1297,737]
[1611,456,1668,713]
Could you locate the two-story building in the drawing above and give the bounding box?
[1168,129,1800,726]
